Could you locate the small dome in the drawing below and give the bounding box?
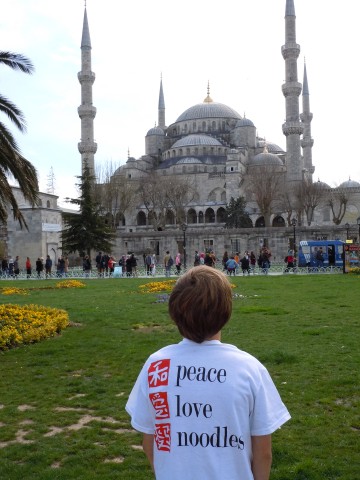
[172,134,223,148]
[146,126,164,136]
[316,180,330,189]
[126,156,136,163]
[250,152,283,166]
[176,157,203,165]
[339,178,360,189]
[235,117,255,127]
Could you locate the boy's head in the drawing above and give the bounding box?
[169,266,233,343]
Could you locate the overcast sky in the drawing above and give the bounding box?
[1,0,359,205]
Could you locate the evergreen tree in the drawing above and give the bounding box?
[61,164,115,257]
[224,196,252,228]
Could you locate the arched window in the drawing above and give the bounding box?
[202,121,206,131]
[179,148,183,156]
[115,212,126,226]
[255,217,265,228]
[198,211,204,223]
[188,209,197,224]
[193,122,196,131]
[216,207,226,223]
[166,210,175,225]
[195,147,198,155]
[137,211,147,226]
[205,208,215,223]
[212,121,216,130]
[221,191,226,202]
[46,200,50,208]
[272,216,285,227]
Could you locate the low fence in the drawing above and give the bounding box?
[0,263,344,280]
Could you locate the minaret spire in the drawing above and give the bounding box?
[158,74,165,129]
[282,0,304,186]
[300,59,314,179]
[78,6,97,175]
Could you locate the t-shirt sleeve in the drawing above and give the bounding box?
[250,365,291,436]
[125,363,155,435]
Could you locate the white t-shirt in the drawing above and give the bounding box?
[126,339,291,480]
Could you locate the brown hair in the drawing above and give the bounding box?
[168,266,233,343]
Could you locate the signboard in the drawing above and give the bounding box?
[344,244,360,273]
[42,223,61,232]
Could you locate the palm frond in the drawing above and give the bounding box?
[0,51,34,74]
[0,94,27,132]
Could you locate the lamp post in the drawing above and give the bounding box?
[291,218,297,261]
[182,223,188,270]
[345,222,350,240]
[357,217,360,243]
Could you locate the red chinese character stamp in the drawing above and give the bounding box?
[148,359,170,387]
[155,423,171,452]
[149,392,170,419]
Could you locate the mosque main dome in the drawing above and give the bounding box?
[176,99,242,123]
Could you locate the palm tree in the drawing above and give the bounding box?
[0,51,39,228]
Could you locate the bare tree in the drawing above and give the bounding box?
[294,179,326,226]
[138,172,169,230]
[246,165,285,226]
[95,161,137,228]
[326,187,352,225]
[165,175,196,224]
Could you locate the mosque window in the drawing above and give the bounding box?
[186,148,190,155]
[209,191,216,202]
[193,122,196,131]
[179,149,183,156]
[46,200,50,208]
[38,199,42,207]
[128,174,132,178]
[218,148,222,154]
[221,191,226,202]
[203,147,207,155]
[222,121,225,130]
[172,150,176,157]
[212,121,216,130]
[210,147,214,155]
[195,147,198,155]
[137,211,146,226]
[202,121,206,131]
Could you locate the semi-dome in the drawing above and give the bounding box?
[339,178,360,189]
[176,101,242,122]
[172,134,223,148]
[235,117,255,127]
[146,126,164,136]
[258,140,285,153]
[249,152,283,167]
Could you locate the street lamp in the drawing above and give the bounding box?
[291,218,297,260]
[345,222,350,240]
[357,217,360,243]
[182,223,188,270]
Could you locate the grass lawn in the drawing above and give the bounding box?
[0,274,359,479]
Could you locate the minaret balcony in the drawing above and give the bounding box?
[77,71,96,84]
[300,112,313,122]
[282,82,302,97]
[281,42,300,59]
[78,141,98,154]
[77,105,97,118]
[301,138,314,148]
[282,121,304,136]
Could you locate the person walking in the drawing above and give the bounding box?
[175,252,181,275]
[25,257,32,278]
[45,255,52,278]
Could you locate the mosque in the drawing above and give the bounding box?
[78,0,360,243]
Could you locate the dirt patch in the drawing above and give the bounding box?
[104,456,124,464]
[18,404,35,412]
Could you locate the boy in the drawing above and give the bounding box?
[126,266,290,479]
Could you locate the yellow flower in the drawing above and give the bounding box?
[0,304,69,350]
[56,280,86,289]
[139,280,176,294]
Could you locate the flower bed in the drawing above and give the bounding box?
[0,304,69,350]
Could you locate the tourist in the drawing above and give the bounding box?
[175,252,181,275]
[26,257,32,278]
[45,255,52,278]
[126,266,291,479]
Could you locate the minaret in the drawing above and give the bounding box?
[158,75,165,129]
[281,0,304,186]
[78,7,97,175]
[300,60,314,179]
